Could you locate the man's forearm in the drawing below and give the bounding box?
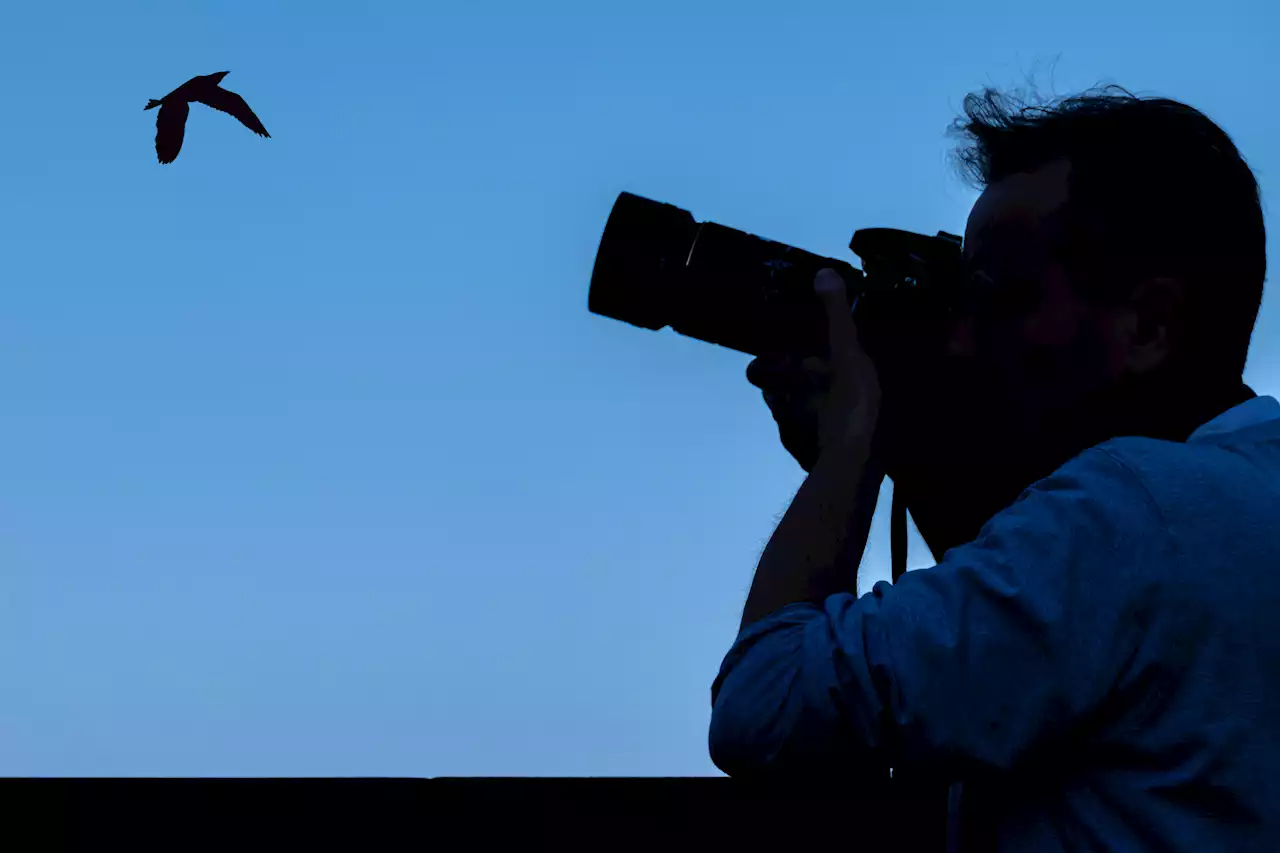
[740,433,885,631]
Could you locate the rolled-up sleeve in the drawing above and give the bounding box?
[709,446,1170,780]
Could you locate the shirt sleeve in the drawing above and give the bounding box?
[708,445,1170,780]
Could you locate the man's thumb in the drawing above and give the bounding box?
[815,268,857,349]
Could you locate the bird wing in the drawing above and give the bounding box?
[155,100,189,164]
[193,87,270,137]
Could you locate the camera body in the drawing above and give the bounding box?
[588,192,984,574]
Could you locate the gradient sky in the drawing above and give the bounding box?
[3,1,1277,777]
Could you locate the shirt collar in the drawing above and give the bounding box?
[1188,394,1280,442]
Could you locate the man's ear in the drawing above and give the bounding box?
[1123,276,1184,376]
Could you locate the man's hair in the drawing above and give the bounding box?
[947,84,1266,378]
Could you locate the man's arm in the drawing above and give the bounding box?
[710,446,1167,779]
[739,434,886,632]
[737,267,885,632]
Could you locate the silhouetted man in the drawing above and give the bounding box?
[711,85,1278,851]
[145,71,270,164]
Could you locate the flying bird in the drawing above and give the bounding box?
[144,71,270,164]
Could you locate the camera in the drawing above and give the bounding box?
[587,192,973,579]
[587,191,964,366]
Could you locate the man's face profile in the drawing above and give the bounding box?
[951,157,1123,449]
[886,157,1134,555]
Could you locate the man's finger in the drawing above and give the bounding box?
[814,268,858,358]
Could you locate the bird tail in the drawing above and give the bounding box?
[144,99,163,110]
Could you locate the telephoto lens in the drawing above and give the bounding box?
[588,192,864,360]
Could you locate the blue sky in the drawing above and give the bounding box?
[3,1,1277,776]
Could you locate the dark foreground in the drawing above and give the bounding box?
[1,776,950,849]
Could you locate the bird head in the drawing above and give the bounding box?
[210,71,230,83]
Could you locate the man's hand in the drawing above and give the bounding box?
[747,269,882,470]
[737,269,886,629]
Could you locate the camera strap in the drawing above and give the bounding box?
[891,488,908,583]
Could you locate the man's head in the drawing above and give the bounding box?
[949,84,1265,444]
[893,84,1267,557]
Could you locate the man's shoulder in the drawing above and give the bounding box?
[1070,424,1280,536]
[959,420,1280,575]
[1016,442,1164,531]
[962,443,1166,567]
[1094,421,1280,492]
[1084,434,1183,490]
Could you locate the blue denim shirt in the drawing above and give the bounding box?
[710,395,1280,852]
